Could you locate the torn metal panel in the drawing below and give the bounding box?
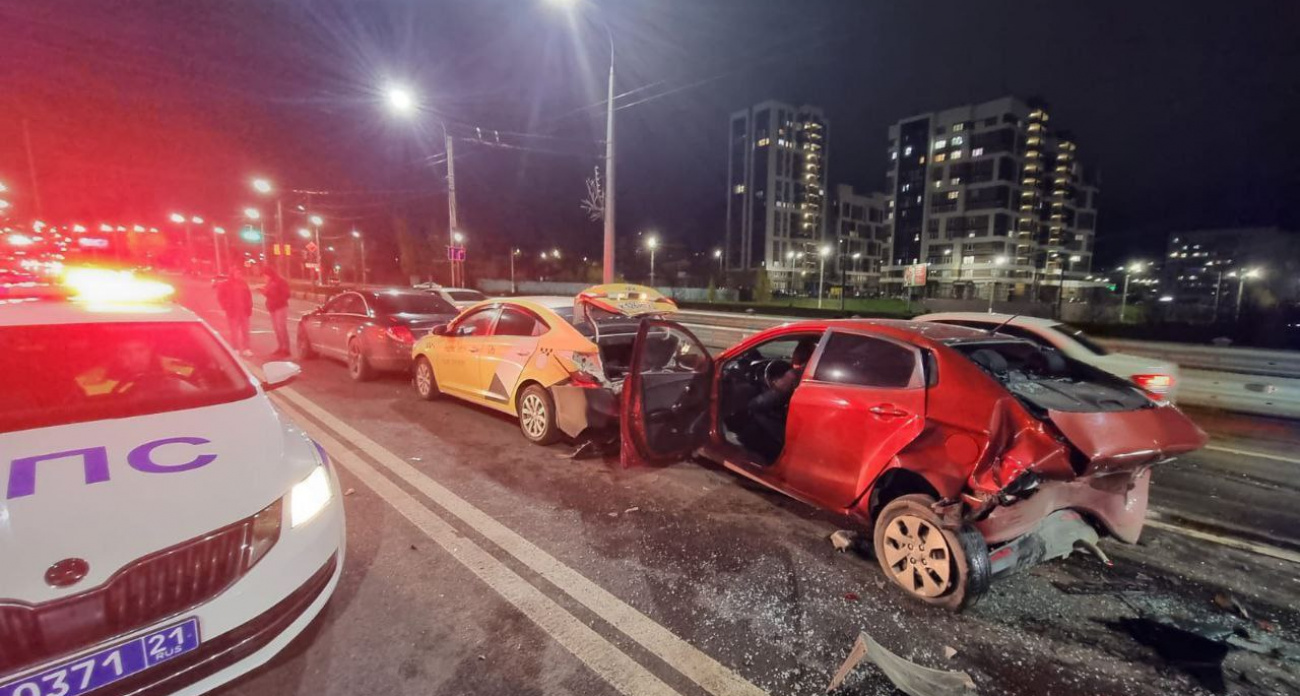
[1047,404,1209,474]
[975,468,1150,544]
[827,631,976,695]
[987,509,1100,577]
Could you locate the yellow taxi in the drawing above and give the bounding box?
[410,284,678,445]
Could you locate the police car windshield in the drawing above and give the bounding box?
[0,322,256,433]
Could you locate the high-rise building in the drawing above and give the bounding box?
[829,185,891,292]
[725,101,829,291]
[883,96,1098,301]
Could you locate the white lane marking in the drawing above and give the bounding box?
[1204,444,1300,466]
[273,396,684,696]
[276,387,770,696]
[1143,518,1300,565]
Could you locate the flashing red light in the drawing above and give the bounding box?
[62,268,175,303]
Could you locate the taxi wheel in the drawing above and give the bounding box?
[297,327,317,360]
[414,357,440,401]
[872,494,990,611]
[347,339,374,382]
[518,385,560,446]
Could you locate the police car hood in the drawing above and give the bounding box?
[0,395,319,603]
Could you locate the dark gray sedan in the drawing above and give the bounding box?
[297,288,459,381]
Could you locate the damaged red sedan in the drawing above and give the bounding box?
[619,318,1207,610]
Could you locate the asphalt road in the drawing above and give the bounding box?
[178,279,1300,696]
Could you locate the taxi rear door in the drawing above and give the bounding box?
[433,306,499,397]
[620,320,714,467]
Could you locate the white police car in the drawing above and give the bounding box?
[0,270,345,696]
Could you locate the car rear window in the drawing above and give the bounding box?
[377,292,455,315]
[0,322,256,433]
[812,332,917,388]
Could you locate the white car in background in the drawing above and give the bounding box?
[412,283,489,309]
[914,312,1180,401]
[0,270,345,696]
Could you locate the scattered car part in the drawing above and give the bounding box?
[827,631,977,695]
[829,529,858,552]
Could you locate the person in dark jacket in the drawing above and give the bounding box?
[262,266,292,358]
[215,268,253,357]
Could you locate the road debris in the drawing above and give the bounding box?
[828,529,858,552]
[827,631,976,695]
[943,646,958,660]
[624,506,640,514]
[1108,617,1229,694]
[343,488,356,496]
[1211,592,1250,620]
[843,592,860,602]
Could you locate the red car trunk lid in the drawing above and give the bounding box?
[1047,405,1208,474]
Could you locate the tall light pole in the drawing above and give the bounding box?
[351,230,367,285]
[212,226,226,275]
[251,178,285,276]
[1119,261,1145,323]
[1231,267,1262,322]
[817,245,831,308]
[989,255,1009,312]
[646,235,658,286]
[546,0,616,282]
[309,215,325,285]
[1056,254,1082,319]
[510,248,520,295]
[713,248,723,276]
[169,212,202,272]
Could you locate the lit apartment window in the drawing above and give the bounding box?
[934,139,947,149]
[953,123,965,132]
[890,151,898,160]
[951,136,964,146]
[934,181,942,189]
[903,183,911,192]
[757,137,771,147]
[951,151,963,160]
[733,184,745,194]
[947,191,959,200]
[950,177,961,185]
[904,146,913,156]
[934,153,947,163]
[971,147,983,157]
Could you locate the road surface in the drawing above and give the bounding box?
[178,279,1299,696]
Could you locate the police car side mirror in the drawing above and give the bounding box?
[261,361,302,391]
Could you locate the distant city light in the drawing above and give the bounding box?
[385,84,418,116]
[214,226,226,235]
[169,213,185,224]
[244,208,261,220]
[309,215,323,226]
[252,178,273,194]
[191,216,204,224]
[297,228,311,239]
[351,230,362,238]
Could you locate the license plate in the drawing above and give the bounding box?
[0,618,200,696]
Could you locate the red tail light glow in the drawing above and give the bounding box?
[1131,374,1174,394]
[569,371,603,388]
[386,324,416,344]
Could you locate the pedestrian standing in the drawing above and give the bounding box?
[262,266,292,358]
[216,267,253,357]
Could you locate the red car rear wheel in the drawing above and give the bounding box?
[873,494,990,611]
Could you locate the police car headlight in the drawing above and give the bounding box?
[289,465,333,527]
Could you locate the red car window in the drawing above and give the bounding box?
[812,333,916,388]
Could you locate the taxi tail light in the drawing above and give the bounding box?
[386,323,416,345]
[246,498,283,569]
[1131,373,1174,395]
[569,370,603,388]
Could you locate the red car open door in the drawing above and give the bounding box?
[620,320,714,468]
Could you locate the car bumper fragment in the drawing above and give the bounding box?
[974,467,1151,545]
[552,385,619,439]
[986,509,1101,577]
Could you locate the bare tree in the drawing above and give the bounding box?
[581,165,604,222]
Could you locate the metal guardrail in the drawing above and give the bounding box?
[676,310,1300,419]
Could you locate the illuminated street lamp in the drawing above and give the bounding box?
[713,248,723,275]
[989,255,1009,312]
[546,0,617,283]
[1119,261,1145,323]
[169,212,202,271]
[212,226,227,275]
[351,230,367,284]
[297,228,311,239]
[817,245,831,308]
[250,178,282,273]
[308,215,324,284]
[510,248,521,294]
[1055,253,1083,319]
[385,84,417,116]
[646,235,658,286]
[1229,267,1263,322]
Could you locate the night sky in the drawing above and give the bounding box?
[2,0,1298,267]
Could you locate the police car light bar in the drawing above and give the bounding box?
[62,268,175,303]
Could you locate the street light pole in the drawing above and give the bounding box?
[212,227,225,275]
[310,215,324,285]
[817,245,830,309]
[444,122,460,287]
[646,235,657,286]
[351,230,366,285]
[510,248,520,294]
[602,41,616,284]
[1055,254,1081,319]
[989,255,1008,313]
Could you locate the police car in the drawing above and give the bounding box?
[0,269,346,696]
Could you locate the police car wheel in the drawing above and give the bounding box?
[518,385,560,445]
[414,357,440,400]
[297,326,317,360]
[348,340,374,382]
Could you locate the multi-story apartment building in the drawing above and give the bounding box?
[1162,227,1299,321]
[725,100,829,292]
[829,184,891,292]
[883,96,1098,301]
